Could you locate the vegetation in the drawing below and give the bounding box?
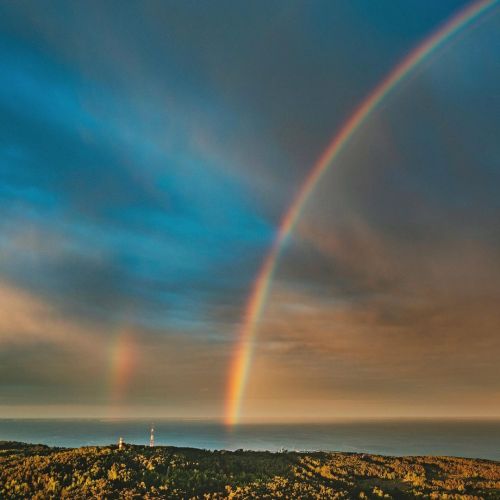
[1,441,499,499]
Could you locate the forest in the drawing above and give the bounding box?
[1,441,499,499]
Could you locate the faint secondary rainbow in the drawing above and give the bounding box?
[107,327,136,415]
[224,0,498,426]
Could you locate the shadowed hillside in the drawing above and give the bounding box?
[1,441,499,498]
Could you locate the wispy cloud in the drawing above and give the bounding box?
[0,0,498,418]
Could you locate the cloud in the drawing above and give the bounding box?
[0,282,98,349]
[242,275,500,419]
[0,0,498,419]
[240,22,500,418]
[0,281,232,413]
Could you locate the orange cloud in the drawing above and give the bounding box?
[0,282,97,349]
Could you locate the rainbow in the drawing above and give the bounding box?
[107,327,136,414]
[224,0,498,426]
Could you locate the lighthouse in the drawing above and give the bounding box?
[149,424,154,447]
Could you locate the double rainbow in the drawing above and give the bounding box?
[224,0,498,426]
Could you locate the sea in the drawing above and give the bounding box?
[1,419,499,461]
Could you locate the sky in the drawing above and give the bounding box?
[0,0,499,421]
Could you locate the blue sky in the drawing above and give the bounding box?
[0,0,499,419]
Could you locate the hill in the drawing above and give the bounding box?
[0,441,499,498]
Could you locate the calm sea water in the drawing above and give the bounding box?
[0,419,499,461]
